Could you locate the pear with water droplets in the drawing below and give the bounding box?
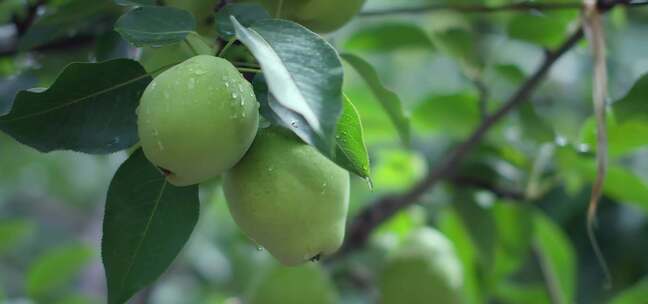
[137,55,259,186]
[224,127,350,265]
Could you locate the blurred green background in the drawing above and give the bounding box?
[2,0,648,303]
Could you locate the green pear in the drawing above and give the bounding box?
[224,127,350,265]
[239,0,366,33]
[248,263,339,304]
[379,228,464,304]
[137,55,259,186]
[139,32,213,75]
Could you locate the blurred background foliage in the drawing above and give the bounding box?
[1,0,648,303]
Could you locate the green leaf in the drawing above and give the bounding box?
[494,282,551,304]
[613,73,648,123]
[18,0,116,50]
[254,77,370,179]
[344,23,434,52]
[26,243,95,298]
[557,148,648,213]
[335,95,371,179]
[102,149,199,304]
[439,210,485,304]
[507,10,578,49]
[0,219,35,255]
[233,17,343,155]
[412,92,479,138]
[519,102,555,143]
[373,149,426,192]
[214,3,270,40]
[452,192,497,271]
[341,53,410,145]
[432,27,483,73]
[492,203,533,282]
[0,59,149,154]
[533,211,577,304]
[115,6,196,47]
[609,279,648,304]
[580,115,648,157]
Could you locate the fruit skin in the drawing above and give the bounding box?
[137,55,259,186]
[240,0,366,33]
[224,127,350,266]
[248,263,338,304]
[139,33,213,75]
[379,228,464,304]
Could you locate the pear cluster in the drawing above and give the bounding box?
[137,55,350,265]
[136,0,364,271]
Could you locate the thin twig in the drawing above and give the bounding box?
[338,27,585,256]
[584,0,612,288]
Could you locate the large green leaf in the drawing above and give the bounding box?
[26,243,95,298]
[115,6,196,46]
[412,92,479,138]
[494,282,551,304]
[533,212,577,304]
[102,149,199,304]
[557,148,648,213]
[18,0,117,50]
[439,210,485,304]
[372,149,426,192]
[452,192,497,271]
[609,279,648,304]
[341,53,410,145]
[0,59,148,154]
[432,27,483,73]
[613,73,648,123]
[233,17,343,155]
[492,203,534,282]
[344,23,435,52]
[507,10,578,49]
[580,116,648,157]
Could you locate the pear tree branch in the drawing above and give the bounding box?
[359,0,645,16]
[339,27,585,255]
